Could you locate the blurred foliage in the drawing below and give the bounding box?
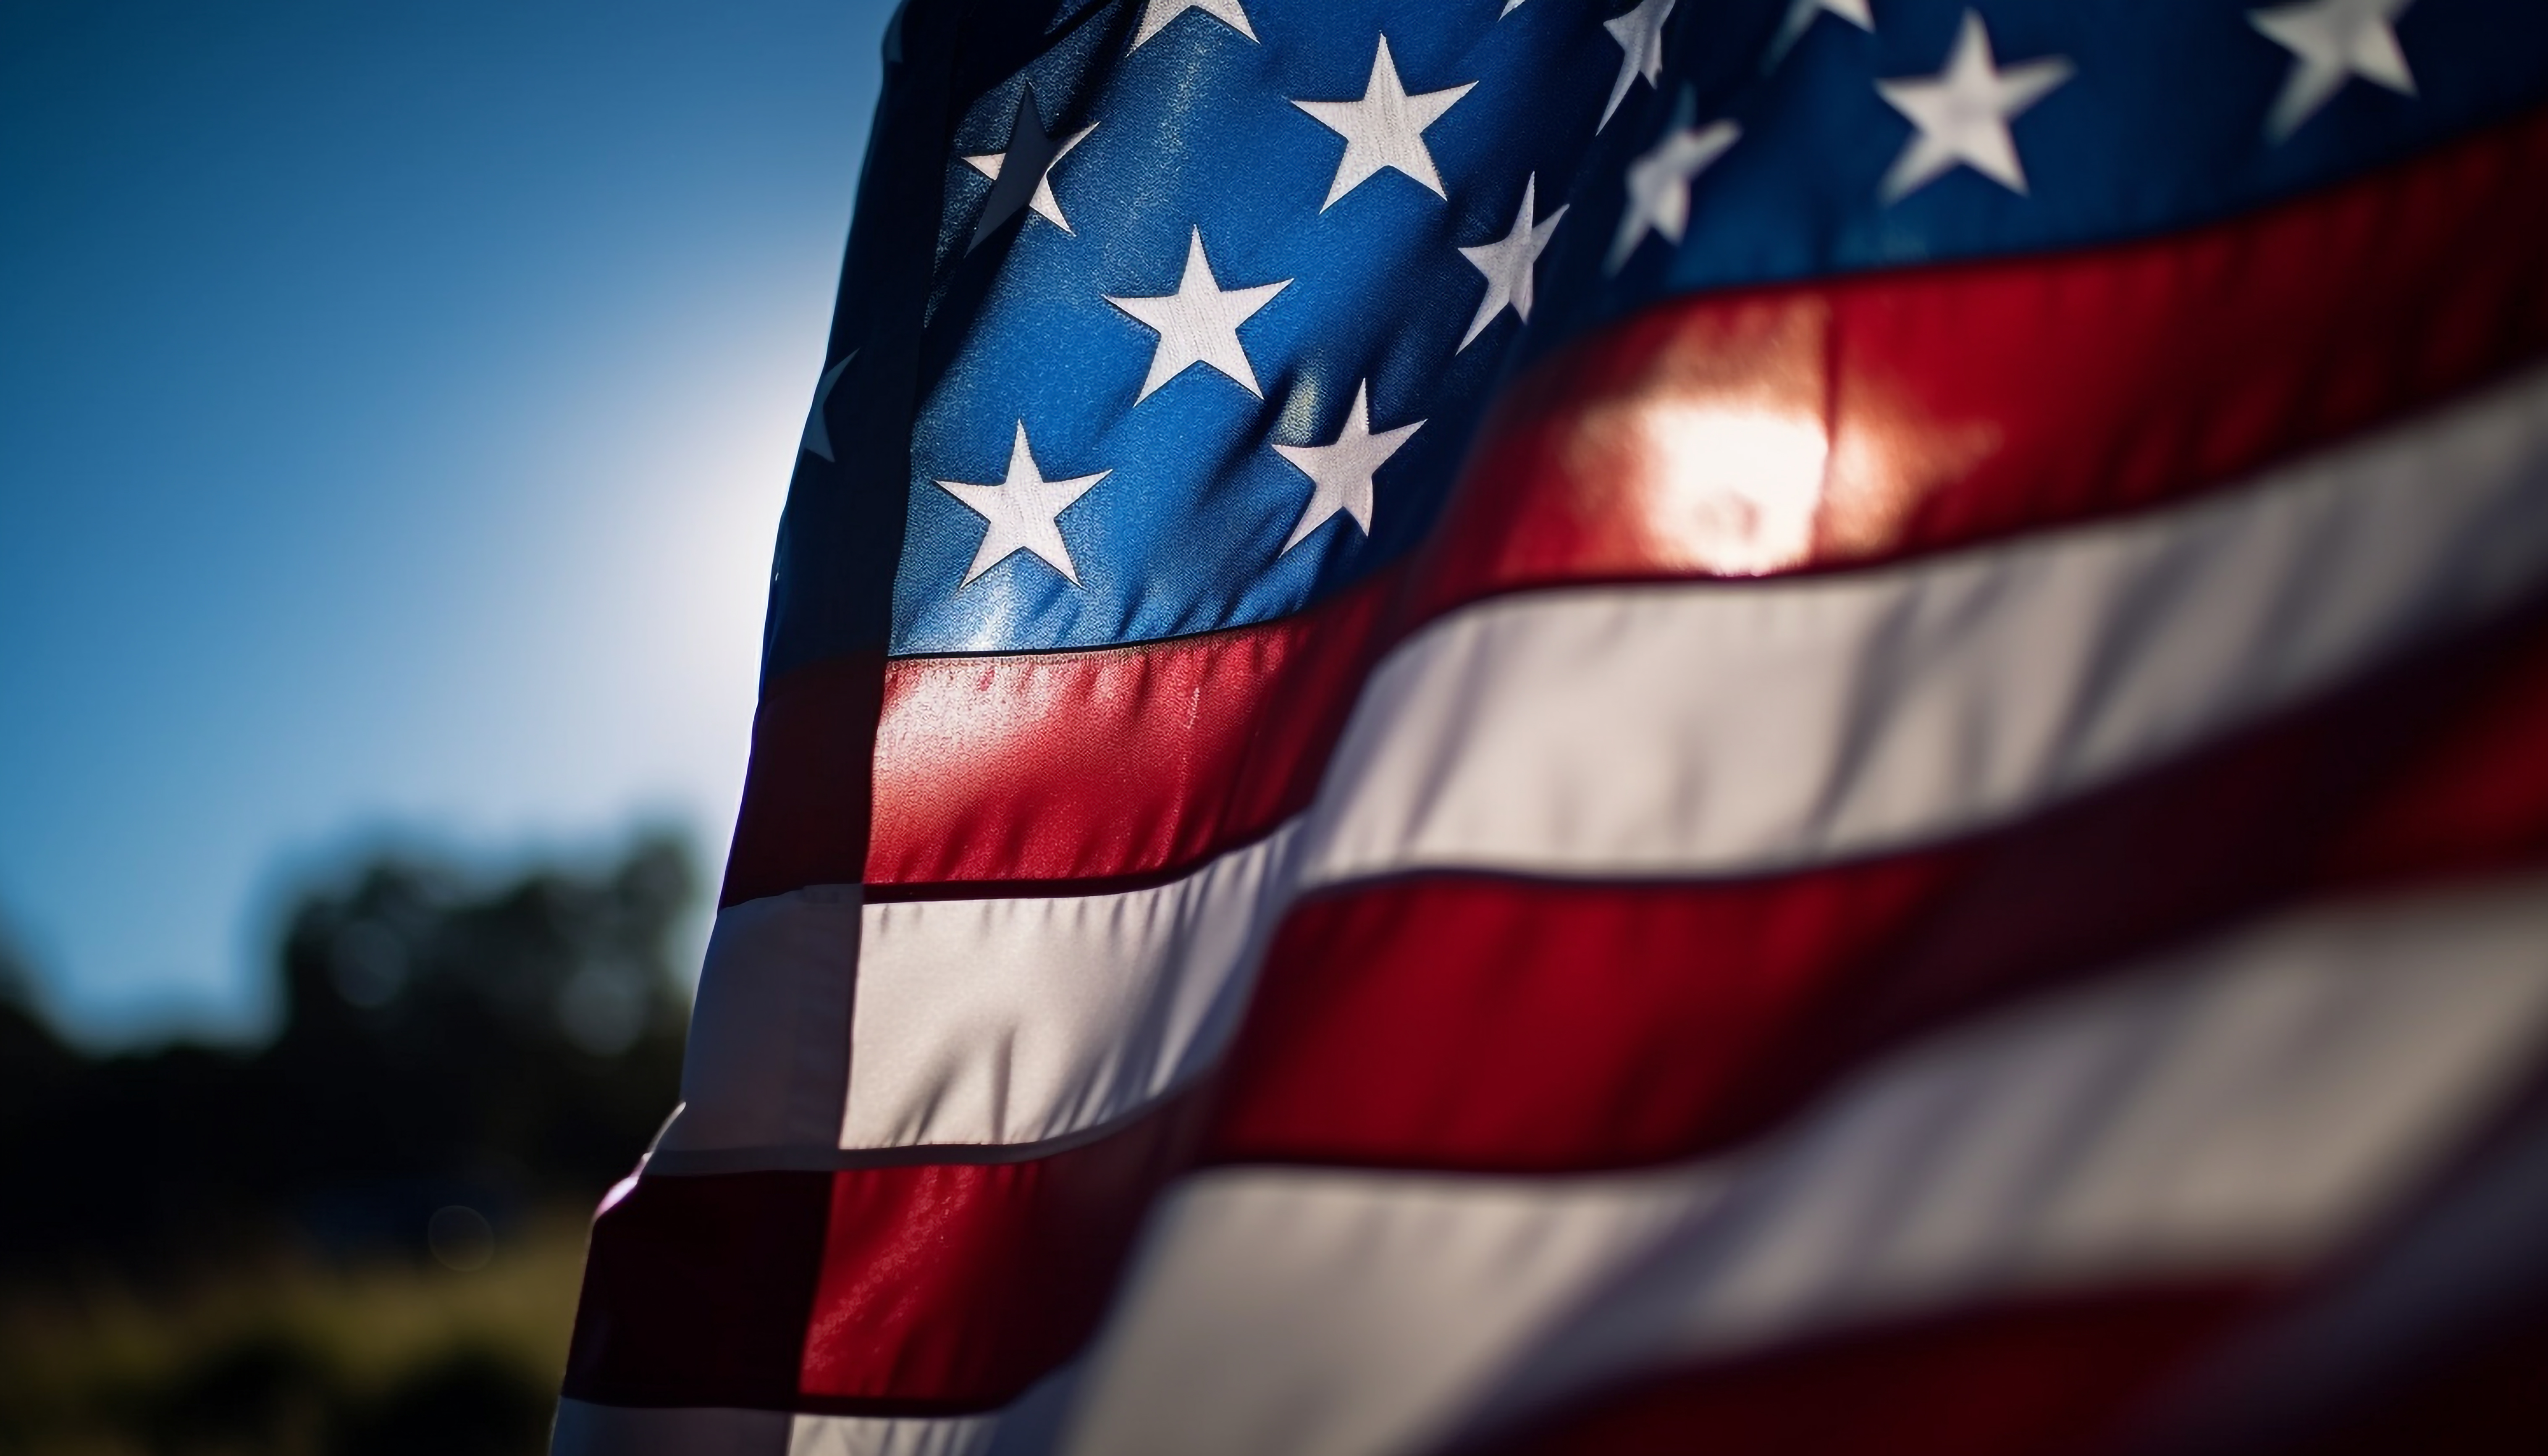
[0,1215,586,1456]
[0,831,698,1455]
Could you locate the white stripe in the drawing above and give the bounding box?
[1055,874,2548,1456]
[707,369,2548,1159]
[1301,364,2548,886]
[842,827,1296,1148]
[789,1411,1001,1456]
[656,886,861,1158]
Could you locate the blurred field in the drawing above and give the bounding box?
[0,834,693,1456]
[0,1209,590,1456]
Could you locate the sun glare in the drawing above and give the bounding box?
[1632,403,1832,575]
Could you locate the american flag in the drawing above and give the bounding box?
[557,1,2548,1451]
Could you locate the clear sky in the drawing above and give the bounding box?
[0,0,895,1045]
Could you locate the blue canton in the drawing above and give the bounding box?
[1538,0,2548,360]
[775,0,2548,670]
[892,0,1630,656]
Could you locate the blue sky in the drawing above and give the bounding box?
[0,0,895,1044]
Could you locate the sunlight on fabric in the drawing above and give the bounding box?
[1631,404,1831,574]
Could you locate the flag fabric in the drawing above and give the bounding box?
[556,1,2548,1452]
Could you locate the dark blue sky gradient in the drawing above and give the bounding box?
[0,1,894,1043]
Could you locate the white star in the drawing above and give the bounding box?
[934,422,1109,587]
[2250,0,2417,142]
[1275,380,1423,553]
[1291,36,1476,210]
[1130,0,1257,51]
[1767,0,1872,69]
[1600,0,1677,132]
[1608,117,1740,271]
[1105,228,1291,402]
[1875,10,2073,203]
[961,122,1096,236]
[1458,175,1567,350]
[800,352,853,462]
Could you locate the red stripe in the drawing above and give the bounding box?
[1204,597,2548,1175]
[795,1094,1202,1411]
[824,109,2548,896]
[865,583,1386,890]
[1408,104,2548,624]
[1469,1286,2262,1456]
[564,1099,1200,1412]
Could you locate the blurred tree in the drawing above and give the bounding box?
[0,832,696,1274]
[0,932,88,1220]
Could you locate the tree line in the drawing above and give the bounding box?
[0,833,696,1275]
